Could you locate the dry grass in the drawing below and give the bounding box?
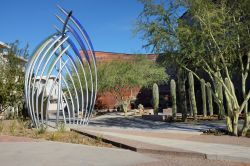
[0,119,115,148]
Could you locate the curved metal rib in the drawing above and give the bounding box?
[57,8,98,124]
[25,37,54,126]
[25,7,97,128]
[40,44,69,124]
[26,36,59,127]
[32,36,66,126]
[55,16,91,124]
[66,38,89,124]
[44,59,68,124]
[53,47,85,124]
[34,38,65,126]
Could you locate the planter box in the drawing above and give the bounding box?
[142,115,171,121]
[162,108,172,116]
[143,109,154,115]
[0,114,5,120]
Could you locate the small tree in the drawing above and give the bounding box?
[97,57,168,112]
[136,0,250,136]
[0,41,28,117]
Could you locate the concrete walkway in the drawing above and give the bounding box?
[71,126,250,164]
[97,130,250,162]
[0,135,246,166]
[0,141,157,166]
[89,113,229,132]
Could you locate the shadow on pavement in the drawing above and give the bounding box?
[89,115,227,132]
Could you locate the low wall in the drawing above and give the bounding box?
[95,87,141,109]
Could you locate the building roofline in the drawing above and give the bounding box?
[0,41,28,63]
[0,41,10,49]
[86,50,157,56]
[34,75,58,80]
[16,56,28,63]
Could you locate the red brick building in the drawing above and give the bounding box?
[80,51,158,109]
[80,50,157,62]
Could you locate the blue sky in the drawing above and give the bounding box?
[0,0,148,54]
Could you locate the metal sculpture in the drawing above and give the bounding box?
[25,6,97,128]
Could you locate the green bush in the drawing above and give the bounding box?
[69,56,168,105]
[9,120,17,135]
[0,121,4,133]
[36,124,47,134]
[58,122,66,133]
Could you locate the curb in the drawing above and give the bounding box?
[206,154,250,164]
[71,128,250,163]
[71,128,206,159]
[71,128,138,151]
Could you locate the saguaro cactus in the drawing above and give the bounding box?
[201,79,207,117]
[152,83,159,115]
[170,79,177,120]
[206,82,213,116]
[177,69,188,122]
[188,72,197,120]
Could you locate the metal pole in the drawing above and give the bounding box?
[56,55,62,125]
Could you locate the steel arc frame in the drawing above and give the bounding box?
[25,6,97,128]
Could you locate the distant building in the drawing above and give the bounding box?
[0,41,10,51]
[31,75,67,117]
[33,76,60,100]
[0,41,28,71]
[80,51,157,62]
[0,41,10,65]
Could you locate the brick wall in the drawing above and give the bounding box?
[80,51,158,109]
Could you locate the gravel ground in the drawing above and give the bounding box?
[0,135,41,142]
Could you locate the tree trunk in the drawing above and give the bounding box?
[217,82,225,119]
[241,76,249,136]
[224,78,235,135]
[226,116,233,133]
[214,72,225,120]
[232,111,239,136]
[241,114,250,136]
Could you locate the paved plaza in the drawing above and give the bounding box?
[70,113,250,164]
[73,127,250,163]
[0,114,249,166]
[0,135,248,166]
[0,141,157,166]
[88,113,229,132]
